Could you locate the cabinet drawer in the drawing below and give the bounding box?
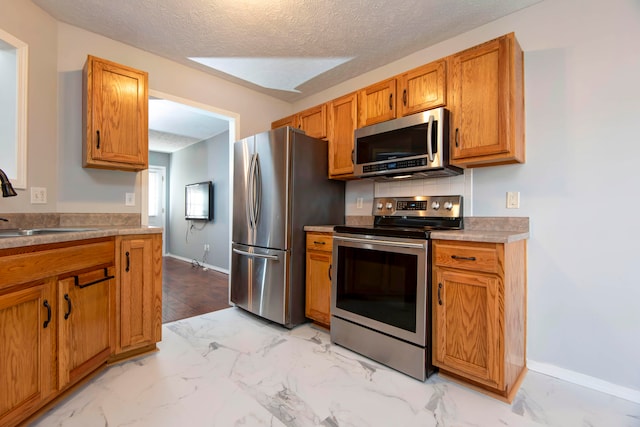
[433,241,500,274]
[306,233,333,252]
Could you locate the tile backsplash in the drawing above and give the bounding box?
[345,169,473,217]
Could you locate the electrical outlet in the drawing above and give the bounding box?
[506,191,520,209]
[204,244,210,252]
[30,187,47,204]
[356,197,363,209]
[125,192,135,206]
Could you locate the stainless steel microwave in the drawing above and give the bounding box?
[353,107,462,179]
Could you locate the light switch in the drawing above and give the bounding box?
[30,187,47,204]
[125,192,135,206]
[506,191,520,209]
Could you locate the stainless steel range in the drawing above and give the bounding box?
[331,195,463,380]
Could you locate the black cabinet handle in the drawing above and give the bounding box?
[455,128,459,148]
[402,89,407,106]
[74,268,114,289]
[43,300,51,328]
[351,149,355,165]
[389,93,393,110]
[437,283,443,306]
[313,241,326,245]
[96,130,100,149]
[328,264,332,281]
[451,255,476,261]
[125,251,130,272]
[64,294,72,320]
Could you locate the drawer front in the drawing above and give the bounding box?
[433,240,500,274]
[0,240,115,289]
[306,233,333,252]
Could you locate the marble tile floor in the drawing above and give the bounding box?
[34,308,640,427]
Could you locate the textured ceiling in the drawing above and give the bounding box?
[32,0,542,103]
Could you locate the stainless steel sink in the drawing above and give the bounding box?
[0,227,98,238]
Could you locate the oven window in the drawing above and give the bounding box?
[336,246,417,332]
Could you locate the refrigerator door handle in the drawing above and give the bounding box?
[253,153,262,224]
[247,153,258,228]
[232,248,278,261]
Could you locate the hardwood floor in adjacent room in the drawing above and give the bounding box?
[162,256,230,323]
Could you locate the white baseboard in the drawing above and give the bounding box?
[165,253,230,275]
[527,360,640,404]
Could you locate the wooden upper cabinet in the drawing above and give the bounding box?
[271,114,296,130]
[271,104,327,139]
[357,77,397,127]
[449,33,525,167]
[398,59,446,116]
[328,92,357,177]
[83,55,149,171]
[297,104,327,139]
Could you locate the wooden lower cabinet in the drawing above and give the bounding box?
[58,268,113,389]
[432,239,527,402]
[0,234,162,426]
[0,281,56,427]
[115,234,163,355]
[305,232,333,327]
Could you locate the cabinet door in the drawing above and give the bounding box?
[0,282,55,426]
[398,60,446,116]
[58,268,112,390]
[449,33,524,166]
[298,104,327,139]
[328,92,357,177]
[358,78,397,127]
[305,250,332,326]
[84,55,148,171]
[433,268,503,388]
[117,235,162,353]
[271,114,297,130]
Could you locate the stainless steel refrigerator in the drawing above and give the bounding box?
[230,127,344,328]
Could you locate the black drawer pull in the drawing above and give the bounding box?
[43,300,51,328]
[389,93,393,110]
[402,89,407,106]
[64,294,72,320]
[313,241,326,245]
[437,283,443,305]
[328,264,332,281]
[126,251,130,272]
[451,255,476,261]
[74,268,114,289]
[96,130,100,149]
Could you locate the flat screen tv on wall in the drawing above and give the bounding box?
[185,181,214,221]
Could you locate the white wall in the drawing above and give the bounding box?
[167,132,230,272]
[297,0,640,397]
[0,0,58,213]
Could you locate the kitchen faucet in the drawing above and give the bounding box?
[0,168,17,197]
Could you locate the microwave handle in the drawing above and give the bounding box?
[427,113,435,162]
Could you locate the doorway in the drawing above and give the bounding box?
[148,165,166,254]
[144,89,239,272]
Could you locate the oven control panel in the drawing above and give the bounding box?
[373,195,462,218]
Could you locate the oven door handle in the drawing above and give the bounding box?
[334,235,426,249]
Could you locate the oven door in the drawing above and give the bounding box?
[331,233,429,346]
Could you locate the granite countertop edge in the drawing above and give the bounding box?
[304,217,530,243]
[0,226,162,250]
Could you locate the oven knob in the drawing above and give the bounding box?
[386,202,393,210]
[431,201,440,210]
[376,202,383,210]
[444,201,454,210]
